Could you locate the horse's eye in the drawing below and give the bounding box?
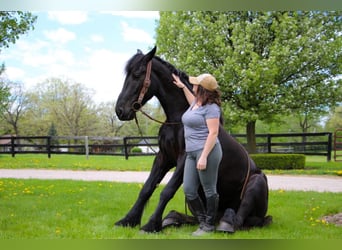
[132,71,141,78]
[132,66,144,78]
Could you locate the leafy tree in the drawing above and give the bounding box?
[156,11,342,152]
[0,79,27,135]
[23,77,98,137]
[0,11,37,52]
[47,122,59,146]
[96,101,124,136]
[325,106,342,131]
[0,65,10,113]
[0,11,36,114]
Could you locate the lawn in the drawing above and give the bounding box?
[0,154,341,176]
[0,179,341,239]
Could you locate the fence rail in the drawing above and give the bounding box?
[0,132,333,161]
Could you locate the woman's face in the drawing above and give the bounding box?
[192,85,198,94]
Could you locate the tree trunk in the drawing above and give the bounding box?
[246,120,257,153]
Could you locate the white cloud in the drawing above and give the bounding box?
[3,67,26,81]
[90,34,104,43]
[48,11,88,25]
[44,28,76,44]
[120,21,154,44]
[70,49,131,103]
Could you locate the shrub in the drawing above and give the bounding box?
[131,147,142,153]
[250,153,305,170]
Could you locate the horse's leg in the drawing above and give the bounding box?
[217,173,269,233]
[140,154,186,232]
[114,152,172,228]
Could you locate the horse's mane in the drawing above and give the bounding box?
[124,52,143,74]
[125,51,190,86]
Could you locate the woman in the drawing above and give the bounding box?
[172,73,223,236]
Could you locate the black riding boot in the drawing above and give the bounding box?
[186,197,206,224]
[192,194,219,236]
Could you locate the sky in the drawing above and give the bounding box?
[0,11,159,103]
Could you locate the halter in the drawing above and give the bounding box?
[132,60,152,112]
[131,59,181,125]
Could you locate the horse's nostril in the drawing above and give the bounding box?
[116,107,123,117]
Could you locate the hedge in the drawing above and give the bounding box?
[131,147,142,153]
[250,154,306,170]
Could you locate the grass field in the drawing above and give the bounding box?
[0,178,341,239]
[0,154,341,176]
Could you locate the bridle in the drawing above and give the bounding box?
[131,59,179,155]
[131,59,180,125]
[132,60,152,112]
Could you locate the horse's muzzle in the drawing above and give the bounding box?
[115,106,135,121]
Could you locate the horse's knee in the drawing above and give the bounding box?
[216,208,237,233]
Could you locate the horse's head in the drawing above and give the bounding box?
[116,46,156,121]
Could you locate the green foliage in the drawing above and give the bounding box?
[130,147,142,153]
[0,179,341,239]
[0,11,37,52]
[156,11,342,151]
[325,106,342,131]
[1,76,162,138]
[0,66,10,114]
[23,77,97,136]
[251,153,306,170]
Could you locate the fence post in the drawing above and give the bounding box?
[85,136,89,159]
[327,132,332,162]
[267,134,272,153]
[124,137,129,160]
[11,136,15,157]
[47,136,51,158]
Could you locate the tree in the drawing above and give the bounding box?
[0,65,10,113]
[156,11,342,152]
[96,101,124,136]
[47,122,59,146]
[325,106,342,131]
[23,77,98,137]
[0,79,27,135]
[0,11,36,112]
[0,11,37,52]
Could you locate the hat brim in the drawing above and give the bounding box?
[189,76,200,85]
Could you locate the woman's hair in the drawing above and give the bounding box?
[196,85,221,107]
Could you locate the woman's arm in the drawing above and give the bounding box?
[172,73,195,104]
[197,117,220,170]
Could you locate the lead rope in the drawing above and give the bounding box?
[134,115,159,154]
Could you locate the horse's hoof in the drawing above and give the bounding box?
[263,215,273,226]
[114,218,139,228]
[216,221,235,233]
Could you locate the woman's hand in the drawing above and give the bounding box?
[172,73,185,89]
[197,155,207,170]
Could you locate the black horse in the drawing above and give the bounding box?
[115,46,272,233]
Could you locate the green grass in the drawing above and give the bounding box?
[0,179,341,239]
[1,154,341,176]
[0,154,154,171]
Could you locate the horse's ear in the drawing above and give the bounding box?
[137,49,143,54]
[144,46,157,62]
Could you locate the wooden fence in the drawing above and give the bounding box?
[0,132,333,161]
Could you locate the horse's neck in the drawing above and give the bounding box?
[155,82,189,123]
